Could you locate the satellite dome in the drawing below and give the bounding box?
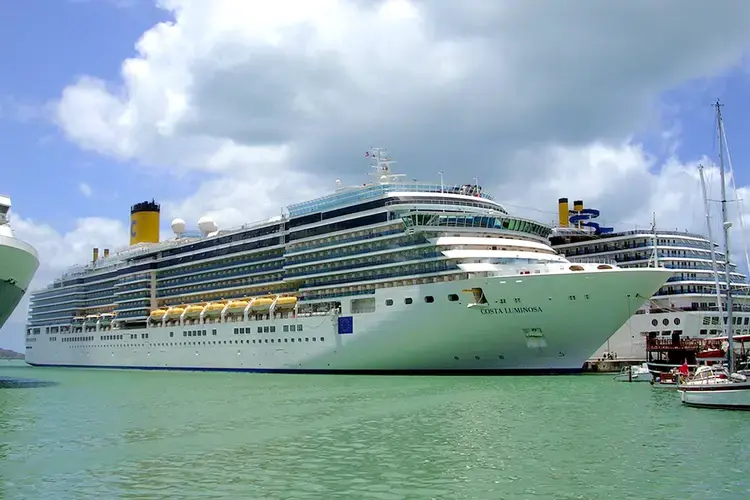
[170,218,186,235]
[198,216,218,235]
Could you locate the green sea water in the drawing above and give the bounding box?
[1,360,748,500]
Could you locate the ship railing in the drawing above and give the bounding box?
[646,338,719,351]
[384,198,505,213]
[0,234,39,259]
[566,256,618,264]
[288,183,496,217]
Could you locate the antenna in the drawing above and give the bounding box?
[365,147,405,183]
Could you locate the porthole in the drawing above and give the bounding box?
[385,299,394,306]
[662,318,669,326]
[424,296,434,303]
[651,319,658,327]
[448,294,459,302]
[674,317,681,326]
[404,298,413,305]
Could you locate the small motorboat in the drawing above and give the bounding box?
[679,365,750,410]
[614,363,653,383]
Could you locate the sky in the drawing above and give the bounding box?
[3,0,750,351]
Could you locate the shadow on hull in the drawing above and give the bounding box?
[0,279,25,330]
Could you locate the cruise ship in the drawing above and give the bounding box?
[24,149,671,374]
[549,197,750,365]
[0,194,40,330]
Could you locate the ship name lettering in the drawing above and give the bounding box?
[480,306,543,315]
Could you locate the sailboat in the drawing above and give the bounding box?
[679,100,750,410]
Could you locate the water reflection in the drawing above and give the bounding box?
[0,366,748,499]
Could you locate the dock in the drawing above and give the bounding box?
[582,358,644,373]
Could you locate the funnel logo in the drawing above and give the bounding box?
[131,219,137,238]
[569,208,613,234]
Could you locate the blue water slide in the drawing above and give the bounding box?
[568,208,613,235]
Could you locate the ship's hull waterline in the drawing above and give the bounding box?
[26,268,671,374]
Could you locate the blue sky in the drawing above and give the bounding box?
[0,0,173,229]
[2,0,750,351]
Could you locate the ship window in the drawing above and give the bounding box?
[404,298,413,305]
[448,294,459,302]
[662,319,669,326]
[320,337,324,342]
[745,317,749,325]
[212,329,217,335]
[305,337,309,342]
[284,325,289,332]
[234,328,239,334]
[240,328,245,334]
[298,325,303,331]
[651,319,658,327]
[263,326,269,333]
[291,325,296,332]
[424,296,434,303]
[386,299,394,306]
[183,331,187,337]
[699,329,708,335]
[291,338,295,342]
[673,318,680,326]
[270,326,276,333]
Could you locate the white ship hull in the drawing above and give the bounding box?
[0,235,39,330]
[26,268,671,373]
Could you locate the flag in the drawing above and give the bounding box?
[365,152,370,157]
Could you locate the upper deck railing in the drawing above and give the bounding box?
[287,183,496,217]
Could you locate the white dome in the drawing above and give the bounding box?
[170,218,186,235]
[198,216,218,234]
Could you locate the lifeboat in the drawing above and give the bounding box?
[72,316,85,325]
[99,313,115,325]
[275,296,298,310]
[164,306,186,320]
[84,314,99,325]
[183,304,205,318]
[250,297,274,312]
[203,302,225,317]
[226,299,250,313]
[149,309,167,321]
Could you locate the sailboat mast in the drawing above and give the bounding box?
[651,212,659,267]
[716,99,735,372]
[699,165,724,318]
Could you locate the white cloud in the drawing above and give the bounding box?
[5,0,750,350]
[1,214,129,350]
[78,182,93,197]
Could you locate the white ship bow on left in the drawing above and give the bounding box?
[0,194,39,330]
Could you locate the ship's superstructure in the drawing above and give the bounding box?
[0,194,39,331]
[550,197,750,361]
[25,149,671,373]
